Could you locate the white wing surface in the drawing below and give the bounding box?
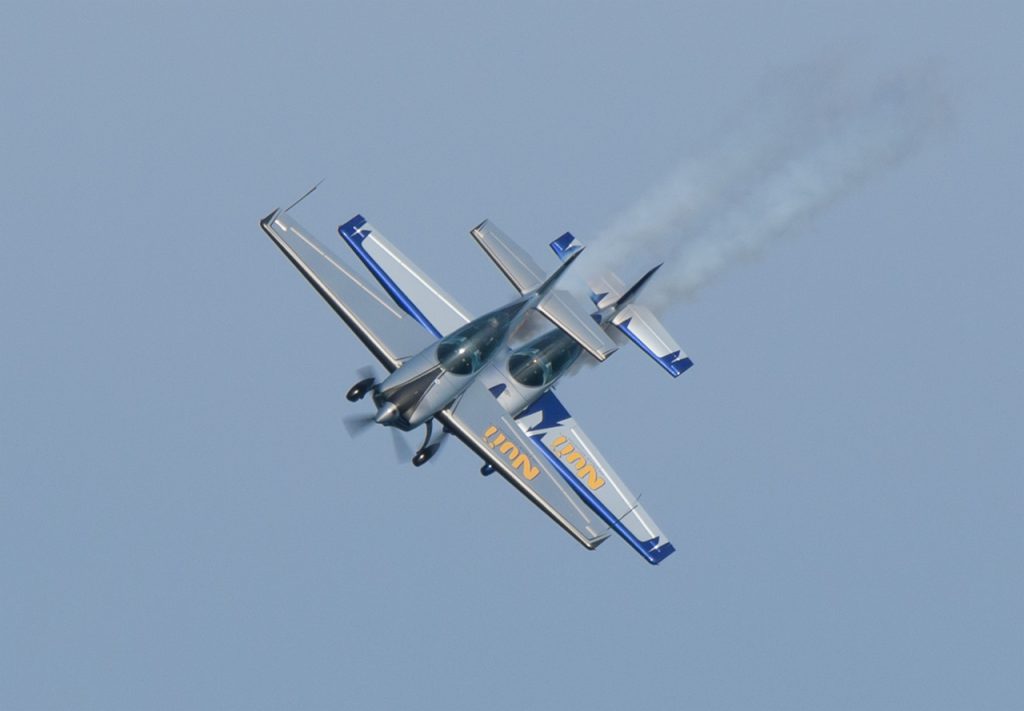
[470,219,546,293]
[260,210,432,371]
[436,377,610,550]
[535,288,618,361]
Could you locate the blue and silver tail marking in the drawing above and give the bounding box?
[615,317,694,377]
[549,232,583,261]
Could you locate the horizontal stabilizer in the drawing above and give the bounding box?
[536,289,618,361]
[612,304,693,377]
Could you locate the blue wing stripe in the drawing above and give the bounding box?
[338,215,442,339]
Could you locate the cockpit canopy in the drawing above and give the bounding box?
[436,302,523,376]
[508,329,582,388]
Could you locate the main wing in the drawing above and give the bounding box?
[260,210,432,371]
[338,215,472,338]
[511,392,676,564]
[436,376,610,550]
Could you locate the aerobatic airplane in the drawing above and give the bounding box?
[260,192,692,564]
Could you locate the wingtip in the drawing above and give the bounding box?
[645,541,676,564]
[587,343,619,362]
[260,208,280,228]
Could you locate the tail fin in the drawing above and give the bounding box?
[549,232,583,261]
[533,246,583,297]
[611,263,662,309]
[548,234,693,378]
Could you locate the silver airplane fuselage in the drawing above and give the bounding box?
[368,242,587,431]
[370,296,536,430]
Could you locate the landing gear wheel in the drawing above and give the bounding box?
[346,377,376,402]
[412,443,440,467]
[412,420,441,467]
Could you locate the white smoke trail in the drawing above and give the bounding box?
[588,63,948,310]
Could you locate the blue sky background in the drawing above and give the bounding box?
[1,2,1021,709]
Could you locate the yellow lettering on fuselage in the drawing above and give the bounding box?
[484,425,539,480]
[549,435,605,491]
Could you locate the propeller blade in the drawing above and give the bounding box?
[389,429,413,463]
[343,414,376,437]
